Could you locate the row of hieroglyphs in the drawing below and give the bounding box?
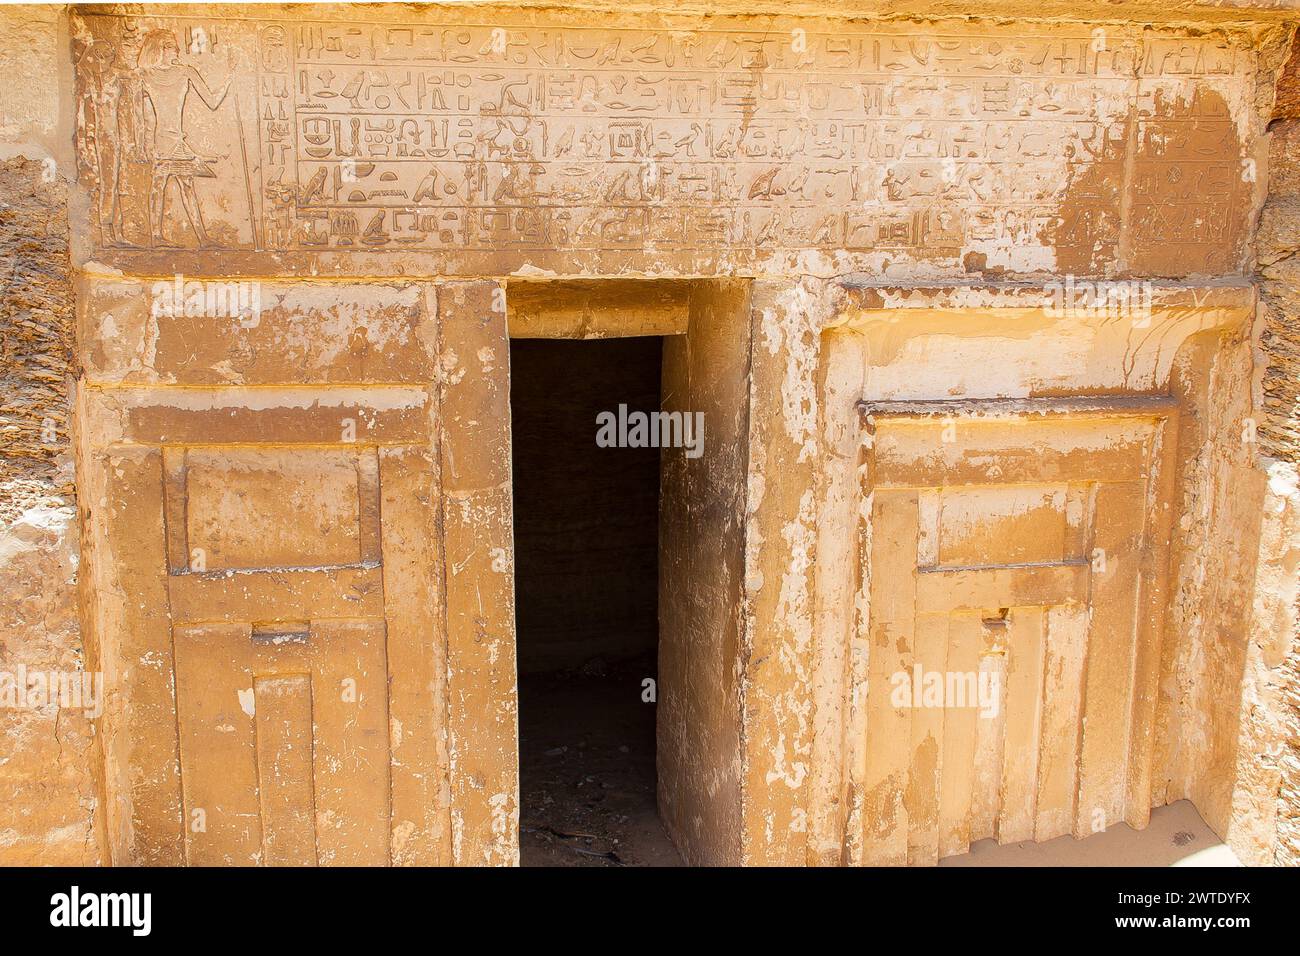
[72,14,1255,267]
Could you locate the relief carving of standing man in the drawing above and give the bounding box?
[136,28,236,247]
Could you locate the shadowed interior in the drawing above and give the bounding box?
[509,336,680,866]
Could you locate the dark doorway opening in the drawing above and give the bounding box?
[509,336,682,866]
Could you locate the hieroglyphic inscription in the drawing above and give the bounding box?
[74,14,1257,274]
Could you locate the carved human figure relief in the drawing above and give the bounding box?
[135,29,244,247]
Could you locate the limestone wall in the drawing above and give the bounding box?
[0,5,103,867]
[1253,27,1300,867]
[1,1,1299,867]
[0,2,75,515]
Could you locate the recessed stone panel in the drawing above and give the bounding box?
[182,447,367,571]
[935,485,1070,569]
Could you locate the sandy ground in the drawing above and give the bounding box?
[940,800,1241,866]
[518,657,682,867]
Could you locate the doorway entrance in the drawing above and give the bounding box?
[509,335,680,866]
[504,277,752,867]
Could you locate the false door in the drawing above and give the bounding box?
[80,279,518,867]
[851,396,1178,865]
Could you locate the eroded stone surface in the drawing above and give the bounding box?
[0,64,93,864]
[0,507,101,866]
[0,157,74,521]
